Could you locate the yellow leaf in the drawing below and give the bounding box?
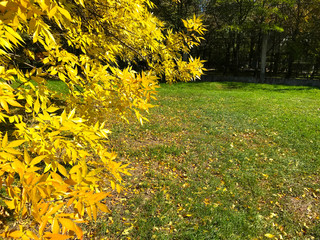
[58,7,72,21]
[33,26,39,43]
[58,164,68,177]
[24,150,31,164]
[25,50,35,60]
[0,99,9,112]
[116,184,122,193]
[8,230,23,238]
[49,131,61,137]
[122,226,134,235]
[76,168,82,184]
[39,217,48,236]
[96,202,111,213]
[67,108,76,119]
[91,204,97,221]
[2,132,8,148]
[4,200,15,209]
[4,147,21,155]
[66,197,74,208]
[6,99,23,107]
[46,202,64,216]
[39,203,50,216]
[48,6,58,19]
[264,233,275,238]
[46,106,60,113]
[11,159,24,172]
[30,155,47,166]
[0,66,4,74]
[92,192,110,203]
[0,1,8,7]
[34,98,40,114]
[58,218,76,232]
[110,180,116,190]
[0,152,14,160]
[43,233,71,240]
[44,163,52,173]
[60,110,66,124]
[73,223,83,239]
[75,200,84,216]
[25,230,40,240]
[79,0,85,7]
[51,172,63,183]
[31,76,45,84]
[39,111,52,121]
[26,95,33,106]
[86,205,92,221]
[5,25,23,42]
[6,173,14,186]
[7,140,25,148]
[64,178,76,186]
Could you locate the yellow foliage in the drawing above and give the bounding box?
[0,0,205,238]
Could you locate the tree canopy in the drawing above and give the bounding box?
[0,0,205,238]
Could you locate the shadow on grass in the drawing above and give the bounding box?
[219,81,319,91]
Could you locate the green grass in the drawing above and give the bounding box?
[11,78,69,95]
[6,78,319,238]
[94,82,320,239]
[46,79,69,95]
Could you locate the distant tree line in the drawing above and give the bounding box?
[151,0,320,81]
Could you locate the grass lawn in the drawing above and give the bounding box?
[93,82,320,239]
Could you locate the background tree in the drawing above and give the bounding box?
[151,0,204,29]
[304,1,320,78]
[155,0,320,80]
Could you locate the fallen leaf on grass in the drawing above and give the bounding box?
[122,225,134,235]
[264,233,275,238]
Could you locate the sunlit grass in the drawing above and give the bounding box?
[97,82,320,239]
[6,78,319,238]
[10,78,69,95]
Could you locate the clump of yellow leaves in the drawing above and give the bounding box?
[0,0,205,238]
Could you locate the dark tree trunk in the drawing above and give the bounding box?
[249,32,256,69]
[254,30,262,80]
[235,33,240,75]
[260,33,268,83]
[311,57,320,79]
[273,33,281,75]
[231,33,237,75]
[286,0,301,79]
[286,49,295,79]
[224,34,232,74]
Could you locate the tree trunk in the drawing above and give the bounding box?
[286,49,294,79]
[273,33,281,75]
[231,32,241,76]
[286,0,301,79]
[224,35,232,74]
[254,30,262,79]
[231,32,238,75]
[260,33,268,83]
[249,33,255,69]
[311,57,320,79]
